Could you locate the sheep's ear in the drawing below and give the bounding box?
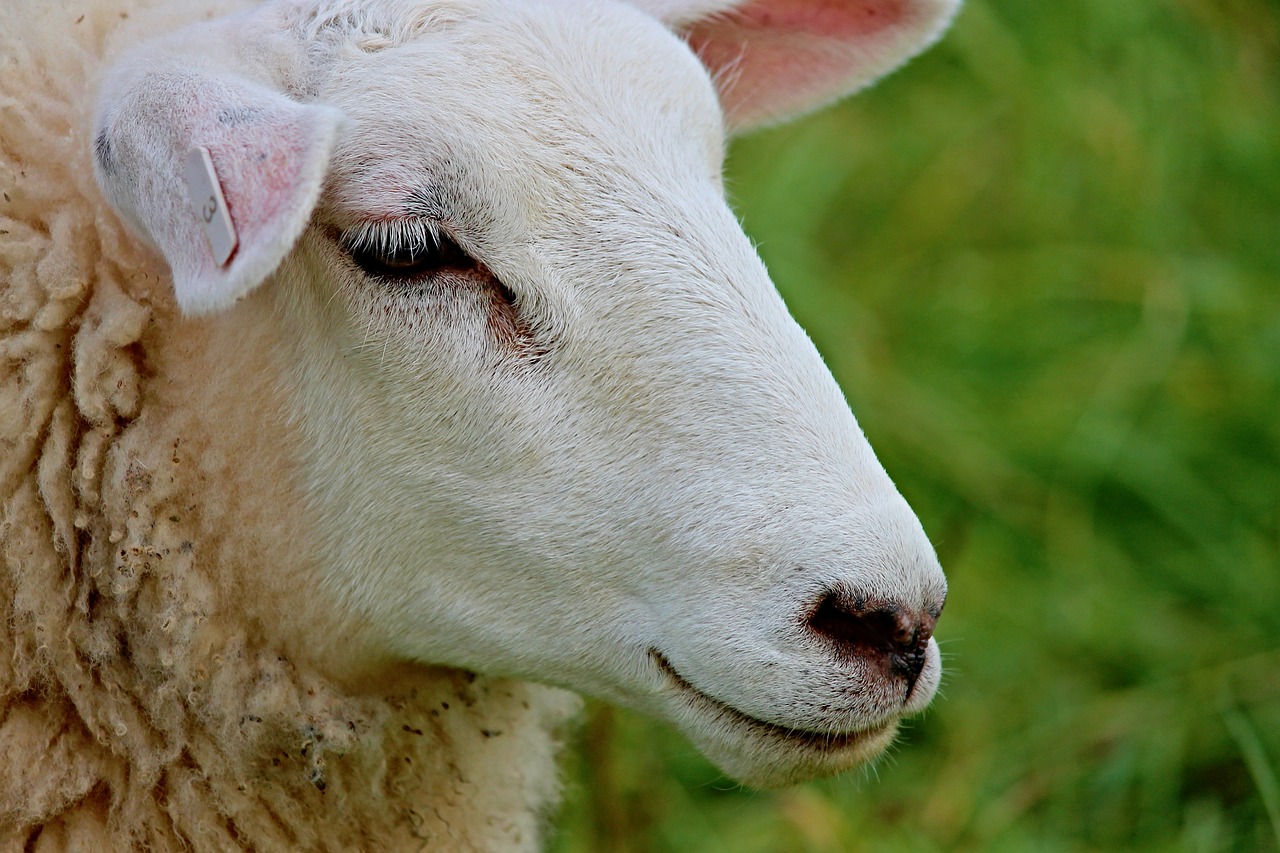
[94,62,342,315]
[633,0,961,132]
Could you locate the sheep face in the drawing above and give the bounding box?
[93,0,955,787]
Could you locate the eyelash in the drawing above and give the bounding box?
[340,219,474,281]
[334,217,540,359]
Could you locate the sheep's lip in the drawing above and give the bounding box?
[649,649,892,752]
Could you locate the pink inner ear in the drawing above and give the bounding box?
[207,113,319,256]
[726,0,906,38]
[682,0,938,130]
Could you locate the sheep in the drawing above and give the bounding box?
[0,0,958,848]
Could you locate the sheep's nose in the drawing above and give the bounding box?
[806,592,939,695]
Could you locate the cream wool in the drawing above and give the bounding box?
[2,0,958,849]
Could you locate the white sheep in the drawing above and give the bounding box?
[0,0,958,848]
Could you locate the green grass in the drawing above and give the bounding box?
[550,0,1280,850]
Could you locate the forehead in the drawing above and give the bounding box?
[304,0,725,219]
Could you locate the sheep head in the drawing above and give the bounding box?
[92,0,957,787]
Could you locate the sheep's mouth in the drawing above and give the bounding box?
[648,649,894,753]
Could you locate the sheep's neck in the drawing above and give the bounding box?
[2,279,574,850]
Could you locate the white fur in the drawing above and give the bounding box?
[92,0,953,790]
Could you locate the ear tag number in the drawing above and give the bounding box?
[184,147,238,267]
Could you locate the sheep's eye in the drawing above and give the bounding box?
[346,231,474,281]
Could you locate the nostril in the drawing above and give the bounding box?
[806,592,937,689]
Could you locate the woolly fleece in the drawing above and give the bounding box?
[0,1,578,849]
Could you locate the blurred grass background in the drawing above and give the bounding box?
[551,0,1280,850]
